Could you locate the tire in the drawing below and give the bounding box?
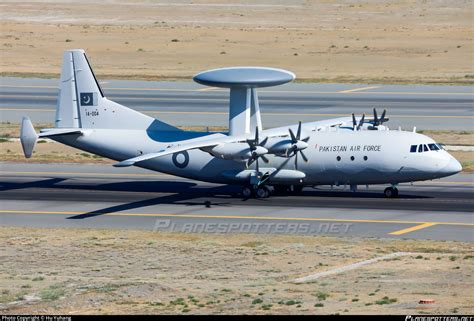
[256,186,269,198]
[384,187,396,198]
[242,186,253,198]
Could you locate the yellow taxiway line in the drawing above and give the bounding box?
[338,86,380,93]
[1,84,473,95]
[389,222,439,235]
[1,107,472,119]
[0,210,472,228]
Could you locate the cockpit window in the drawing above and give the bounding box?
[414,143,444,153]
[428,143,440,151]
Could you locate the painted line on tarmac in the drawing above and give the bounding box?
[388,222,439,235]
[0,210,473,227]
[197,87,218,92]
[338,86,380,93]
[1,107,472,119]
[1,84,473,95]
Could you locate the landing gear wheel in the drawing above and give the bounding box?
[384,187,399,198]
[242,186,253,198]
[256,186,270,198]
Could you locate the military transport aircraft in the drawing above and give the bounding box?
[20,49,462,198]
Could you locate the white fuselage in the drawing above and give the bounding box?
[52,123,462,187]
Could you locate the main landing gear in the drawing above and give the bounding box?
[384,186,399,198]
[242,184,304,198]
[242,185,270,198]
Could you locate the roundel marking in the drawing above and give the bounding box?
[172,151,190,168]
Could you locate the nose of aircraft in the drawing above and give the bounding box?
[440,157,462,176]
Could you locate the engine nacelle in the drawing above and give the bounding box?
[205,143,267,161]
[265,138,308,157]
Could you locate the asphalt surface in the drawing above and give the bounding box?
[1,163,472,242]
[1,77,473,130]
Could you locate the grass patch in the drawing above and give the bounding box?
[314,291,329,301]
[40,283,66,301]
[375,296,397,305]
[251,298,263,305]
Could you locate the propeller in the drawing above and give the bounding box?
[369,108,389,129]
[286,121,309,169]
[246,127,269,173]
[352,113,366,131]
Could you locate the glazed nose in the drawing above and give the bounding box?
[440,158,462,175]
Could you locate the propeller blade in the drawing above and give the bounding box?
[255,126,259,144]
[288,128,297,143]
[246,157,254,168]
[255,157,259,174]
[357,113,365,130]
[300,150,308,162]
[294,151,298,170]
[261,154,269,163]
[380,109,387,123]
[373,108,378,125]
[352,113,357,129]
[259,136,268,147]
[296,121,302,140]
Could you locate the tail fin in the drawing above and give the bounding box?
[56,49,177,131]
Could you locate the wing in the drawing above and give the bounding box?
[113,135,226,167]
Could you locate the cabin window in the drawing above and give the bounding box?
[423,144,429,152]
[350,156,355,161]
[418,144,423,153]
[410,145,417,153]
[437,143,444,150]
[364,156,368,161]
[336,156,341,161]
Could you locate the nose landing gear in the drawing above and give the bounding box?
[384,186,399,198]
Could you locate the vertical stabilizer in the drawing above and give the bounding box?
[55,49,178,131]
[56,51,80,128]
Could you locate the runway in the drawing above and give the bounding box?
[1,77,473,130]
[1,163,473,242]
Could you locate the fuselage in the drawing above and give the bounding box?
[52,122,462,186]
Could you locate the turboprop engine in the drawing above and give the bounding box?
[264,121,309,169]
[207,143,268,162]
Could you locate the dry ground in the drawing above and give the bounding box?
[1,0,473,84]
[0,227,472,315]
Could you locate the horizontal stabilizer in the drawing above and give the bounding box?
[20,117,38,158]
[38,128,83,138]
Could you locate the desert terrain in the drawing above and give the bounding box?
[0,227,473,314]
[1,0,473,84]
